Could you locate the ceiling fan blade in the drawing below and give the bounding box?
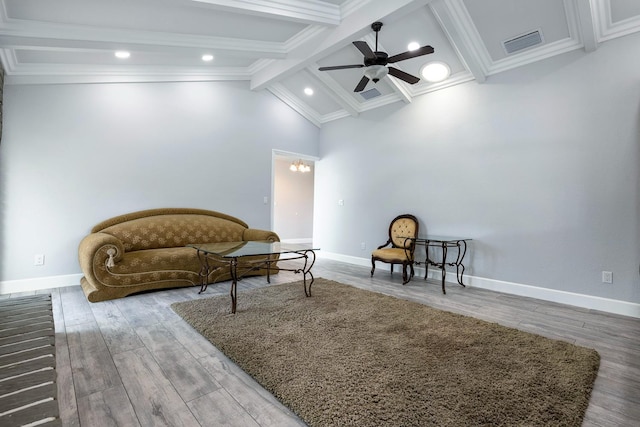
[318,64,364,71]
[388,67,420,84]
[387,45,434,63]
[354,76,370,92]
[352,41,376,60]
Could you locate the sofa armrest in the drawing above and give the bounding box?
[243,228,280,243]
[78,232,125,281]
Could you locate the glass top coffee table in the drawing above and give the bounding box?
[187,241,319,313]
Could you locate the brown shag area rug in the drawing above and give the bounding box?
[171,278,600,426]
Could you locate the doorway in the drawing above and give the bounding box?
[272,151,316,244]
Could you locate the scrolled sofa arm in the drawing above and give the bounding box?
[243,228,280,243]
[78,232,125,285]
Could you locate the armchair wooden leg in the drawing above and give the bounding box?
[371,258,376,276]
[402,263,408,284]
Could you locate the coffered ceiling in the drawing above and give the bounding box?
[1,0,639,127]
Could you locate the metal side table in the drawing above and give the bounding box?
[409,236,471,294]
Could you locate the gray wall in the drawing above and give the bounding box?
[1,33,638,308]
[0,81,319,281]
[314,31,640,304]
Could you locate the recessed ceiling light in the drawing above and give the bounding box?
[304,87,314,96]
[420,61,450,83]
[202,54,214,62]
[407,42,420,51]
[114,51,130,59]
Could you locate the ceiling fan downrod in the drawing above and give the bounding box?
[372,21,382,52]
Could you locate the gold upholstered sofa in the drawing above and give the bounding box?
[78,208,279,302]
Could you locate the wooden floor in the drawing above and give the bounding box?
[3,259,639,426]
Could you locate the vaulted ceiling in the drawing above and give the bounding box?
[1,0,639,127]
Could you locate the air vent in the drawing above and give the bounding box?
[360,88,381,100]
[502,30,543,55]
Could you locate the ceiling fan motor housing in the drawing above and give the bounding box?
[364,51,388,67]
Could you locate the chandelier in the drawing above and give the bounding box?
[289,159,311,173]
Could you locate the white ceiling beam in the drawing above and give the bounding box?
[0,21,286,58]
[573,0,598,52]
[250,0,432,91]
[190,0,341,25]
[307,64,359,116]
[429,0,487,83]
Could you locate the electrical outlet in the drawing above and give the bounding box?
[602,271,612,284]
[360,242,366,250]
[34,254,45,266]
[338,199,344,206]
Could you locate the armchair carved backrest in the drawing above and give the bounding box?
[371,214,419,284]
[389,214,419,250]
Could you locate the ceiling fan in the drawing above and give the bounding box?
[318,21,434,92]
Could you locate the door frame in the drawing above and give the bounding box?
[271,149,319,241]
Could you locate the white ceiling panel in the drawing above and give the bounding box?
[14,48,256,67]
[463,0,570,61]
[610,0,640,23]
[280,69,344,116]
[1,0,639,127]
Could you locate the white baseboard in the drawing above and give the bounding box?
[318,251,640,319]
[4,255,639,319]
[0,274,82,294]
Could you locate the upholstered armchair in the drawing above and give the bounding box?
[371,214,419,284]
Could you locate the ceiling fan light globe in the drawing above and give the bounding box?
[365,65,388,83]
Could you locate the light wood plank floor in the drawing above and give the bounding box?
[4,259,639,426]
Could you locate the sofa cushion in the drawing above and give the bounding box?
[101,214,246,251]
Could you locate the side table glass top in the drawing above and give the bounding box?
[187,241,318,258]
[413,236,472,243]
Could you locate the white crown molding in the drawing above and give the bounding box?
[268,82,322,127]
[593,0,640,42]
[319,109,352,124]
[410,70,475,97]
[190,0,341,25]
[358,92,403,112]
